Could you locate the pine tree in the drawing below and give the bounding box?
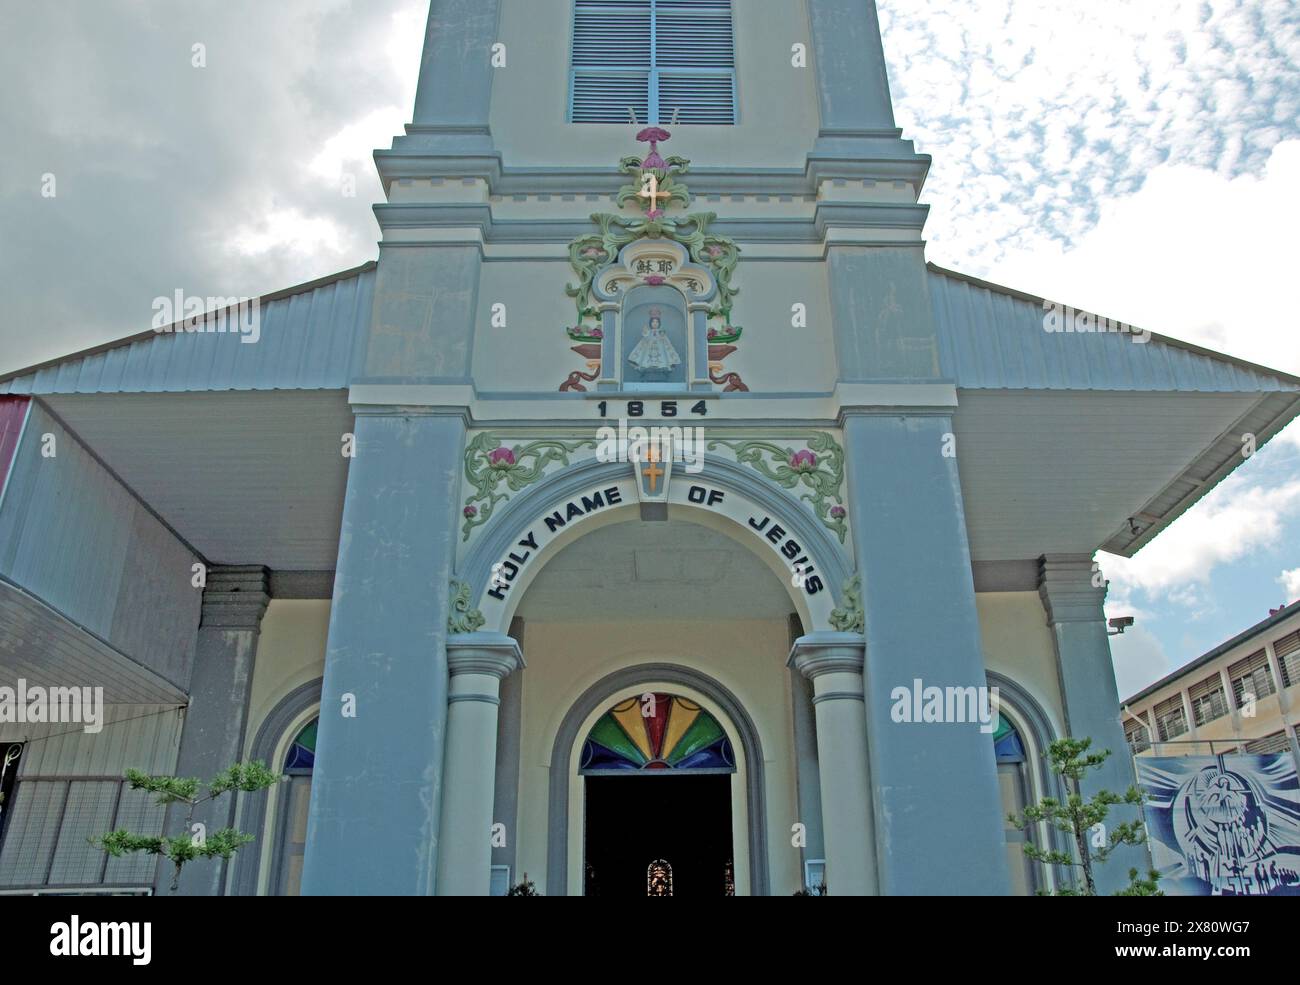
[93,762,279,894]
[1007,737,1162,896]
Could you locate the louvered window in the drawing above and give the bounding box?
[1274,630,1300,689]
[1124,717,1151,754]
[569,0,736,124]
[1229,649,1275,707]
[1153,695,1188,741]
[1244,731,1289,755]
[1188,674,1229,726]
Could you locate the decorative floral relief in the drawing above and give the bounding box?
[558,127,746,392]
[447,579,485,634]
[707,432,848,543]
[462,432,596,540]
[829,575,864,633]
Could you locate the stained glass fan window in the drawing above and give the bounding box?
[992,714,1024,762]
[284,719,317,771]
[580,694,735,773]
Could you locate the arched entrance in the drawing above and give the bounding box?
[580,692,737,896]
[548,664,769,897]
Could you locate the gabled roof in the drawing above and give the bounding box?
[929,263,1300,393]
[0,262,376,395]
[929,264,1300,556]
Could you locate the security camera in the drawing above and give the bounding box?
[1107,616,1135,636]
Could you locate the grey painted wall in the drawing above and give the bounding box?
[300,410,465,895]
[844,412,1011,894]
[354,247,483,384]
[0,401,200,689]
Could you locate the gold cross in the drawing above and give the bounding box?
[643,446,664,493]
[639,173,670,210]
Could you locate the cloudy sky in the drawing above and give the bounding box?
[1,0,1297,696]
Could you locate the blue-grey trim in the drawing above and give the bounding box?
[372,203,930,241]
[231,677,323,897]
[459,454,853,623]
[546,663,769,896]
[448,693,500,706]
[268,570,335,600]
[811,690,864,704]
[371,154,931,195]
[491,618,524,883]
[972,560,1041,593]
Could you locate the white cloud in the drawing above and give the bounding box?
[1103,473,1300,596]
[308,106,408,181]
[1280,567,1300,599]
[227,208,351,259]
[1110,626,1177,699]
[990,140,1300,377]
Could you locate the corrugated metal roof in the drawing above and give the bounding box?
[0,263,375,396]
[930,265,1300,393]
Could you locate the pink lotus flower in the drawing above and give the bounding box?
[637,126,671,168]
[488,447,516,468]
[644,274,666,285]
[646,208,665,220]
[829,505,846,519]
[707,327,718,338]
[581,247,606,258]
[704,244,725,258]
[463,505,478,518]
[790,450,817,472]
[591,327,603,338]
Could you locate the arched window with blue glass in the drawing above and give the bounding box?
[993,712,1040,895]
[273,718,316,896]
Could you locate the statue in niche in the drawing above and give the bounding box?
[627,307,682,375]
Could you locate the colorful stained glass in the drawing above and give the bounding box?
[647,859,673,896]
[993,714,1024,762]
[580,694,735,773]
[284,719,317,771]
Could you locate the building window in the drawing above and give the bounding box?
[580,693,734,771]
[569,0,737,124]
[1274,630,1300,689]
[272,718,317,896]
[1188,675,1230,726]
[1153,694,1189,741]
[1124,717,1151,754]
[1229,650,1276,707]
[1244,731,1289,755]
[994,714,1039,895]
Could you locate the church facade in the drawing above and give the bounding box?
[1,0,1298,896]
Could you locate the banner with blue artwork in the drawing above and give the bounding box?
[1136,753,1300,896]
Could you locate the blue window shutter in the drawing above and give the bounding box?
[569,0,736,125]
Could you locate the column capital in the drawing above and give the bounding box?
[1038,554,1107,624]
[447,632,524,678]
[787,631,866,679]
[200,565,270,630]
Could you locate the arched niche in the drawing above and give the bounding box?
[590,238,715,392]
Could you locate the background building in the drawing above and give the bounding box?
[1124,600,1300,762]
[1,0,1298,896]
